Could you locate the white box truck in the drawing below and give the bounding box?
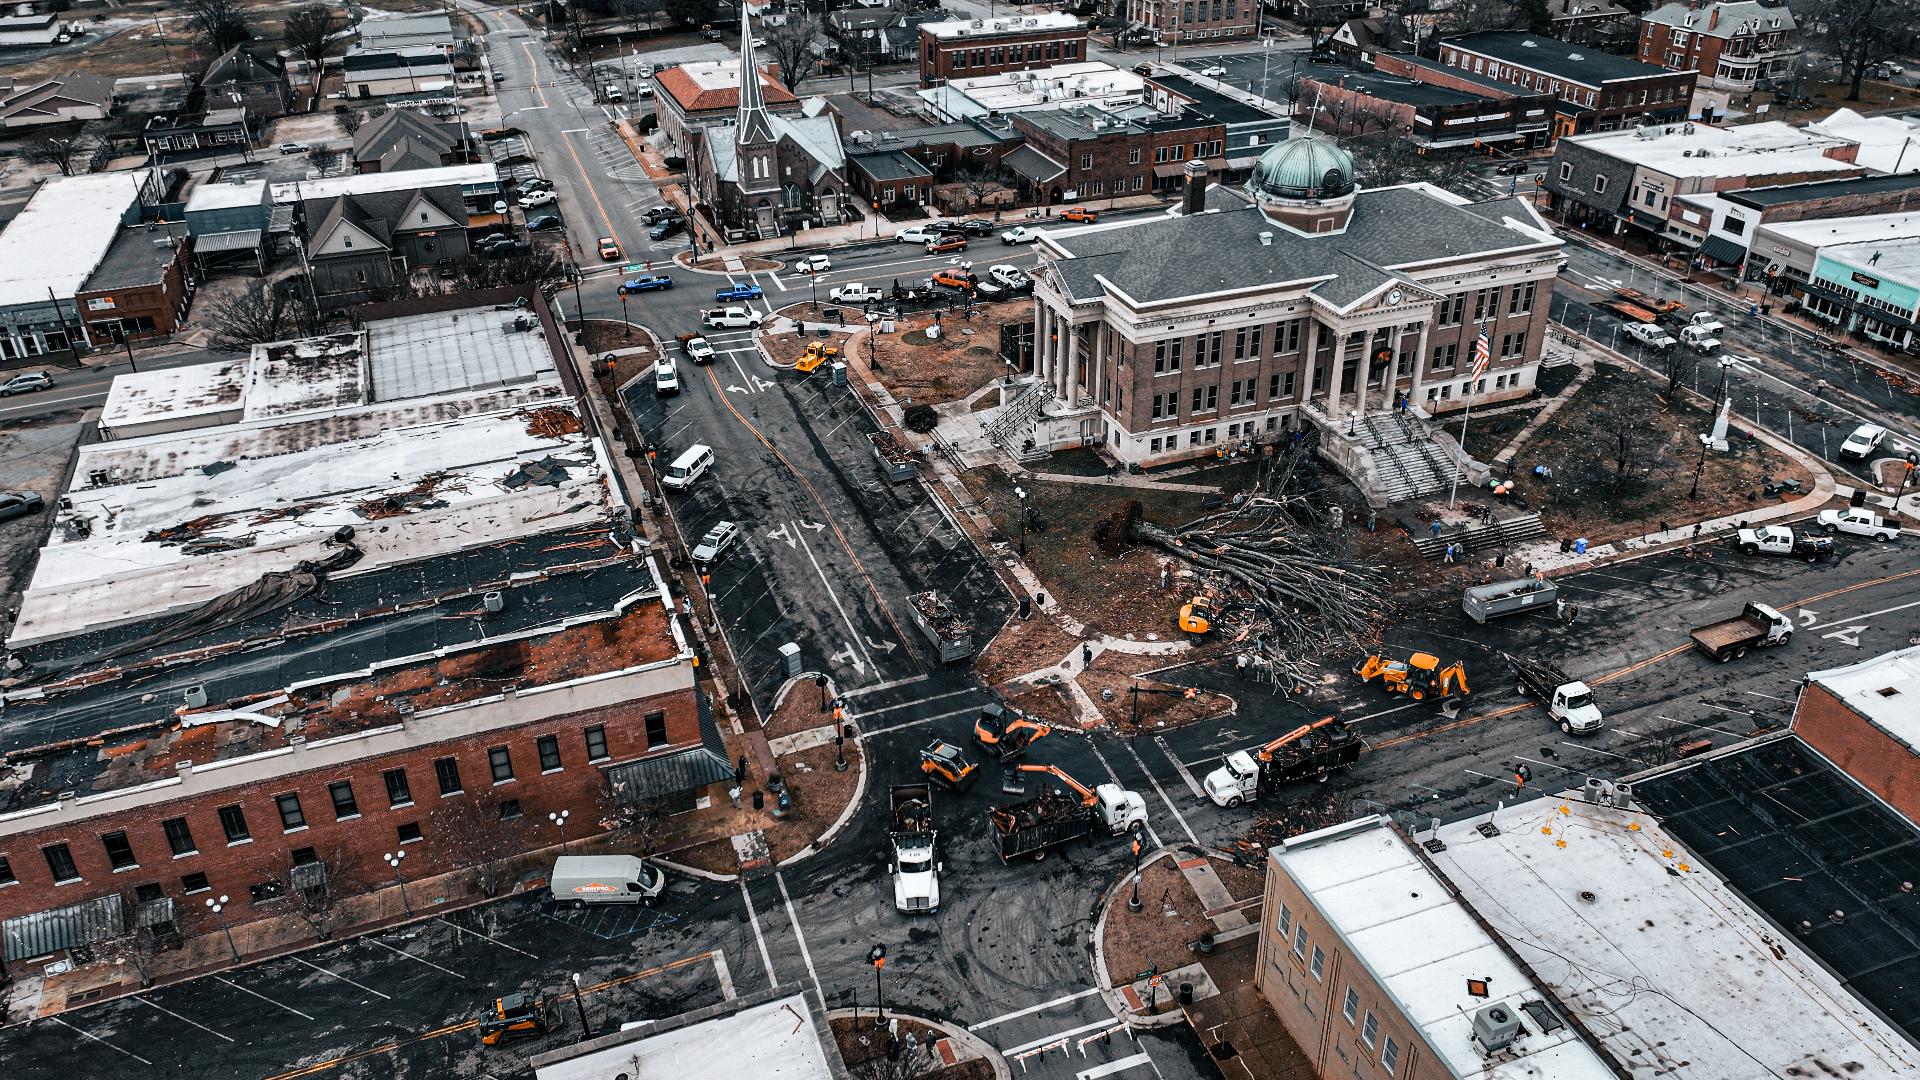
[547,855,665,907]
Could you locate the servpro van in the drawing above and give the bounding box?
[547,855,666,907]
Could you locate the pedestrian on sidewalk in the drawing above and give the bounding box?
[1443,543,1456,564]
[1555,597,1568,623]
[1568,604,1579,625]
[1430,520,1443,539]
[1367,510,1377,532]
[1082,643,1093,667]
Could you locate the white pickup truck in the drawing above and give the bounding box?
[700,306,763,328]
[1682,310,1725,335]
[1679,325,1721,353]
[1736,524,1834,561]
[1624,322,1678,350]
[829,282,884,304]
[1001,226,1042,245]
[1816,506,1902,541]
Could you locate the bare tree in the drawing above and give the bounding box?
[1658,346,1699,406]
[600,790,677,855]
[441,249,572,292]
[290,854,349,940]
[98,925,166,989]
[1805,0,1920,99]
[203,279,323,352]
[179,0,255,52]
[283,4,346,73]
[26,133,100,176]
[615,0,664,36]
[762,15,822,91]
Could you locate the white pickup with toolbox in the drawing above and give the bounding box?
[701,306,762,328]
[1679,325,1721,352]
[1816,506,1901,541]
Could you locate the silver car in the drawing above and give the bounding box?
[1,371,53,396]
[691,520,739,564]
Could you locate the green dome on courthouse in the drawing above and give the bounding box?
[1246,137,1356,203]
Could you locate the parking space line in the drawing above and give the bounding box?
[134,995,235,1041]
[216,975,314,1019]
[712,950,738,1001]
[370,938,467,978]
[740,880,778,987]
[48,1016,153,1065]
[774,872,828,1012]
[292,955,391,999]
[1119,736,1198,846]
[436,915,539,958]
[969,987,1101,1031]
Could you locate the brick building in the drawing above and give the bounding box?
[1547,0,1635,49]
[651,58,801,158]
[1793,647,1920,822]
[917,14,1088,87]
[1637,0,1799,92]
[74,222,196,344]
[1680,172,1920,273]
[1009,106,1225,204]
[1127,0,1259,46]
[1291,62,1556,152]
[0,291,710,990]
[1436,32,1695,136]
[1019,137,1564,471]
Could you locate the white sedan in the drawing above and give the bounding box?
[1199,64,1227,77]
[793,254,832,274]
[518,189,556,208]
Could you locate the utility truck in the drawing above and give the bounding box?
[887,783,940,914]
[1203,717,1362,808]
[989,765,1147,862]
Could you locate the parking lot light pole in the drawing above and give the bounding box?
[205,895,239,963]
[549,808,571,852]
[1014,485,1028,555]
[384,850,411,917]
[570,972,590,1038]
[868,945,888,1028]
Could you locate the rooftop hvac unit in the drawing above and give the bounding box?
[1471,1002,1522,1053]
[184,685,209,709]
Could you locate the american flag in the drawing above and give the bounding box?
[1470,326,1492,380]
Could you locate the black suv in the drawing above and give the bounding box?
[644,206,682,225]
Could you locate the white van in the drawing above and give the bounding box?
[661,444,713,490]
[547,855,665,907]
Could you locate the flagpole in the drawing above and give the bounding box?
[1448,396,1472,509]
[1449,323,1491,509]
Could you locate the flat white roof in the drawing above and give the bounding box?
[920,12,1083,38]
[1758,209,1920,248]
[1806,645,1920,753]
[533,994,835,1080]
[245,332,368,421]
[0,172,145,308]
[922,62,1143,117]
[1427,799,1920,1079]
[270,162,497,203]
[1808,108,1920,175]
[367,309,556,402]
[1273,818,1615,1079]
[99,359,247,429]
[185,180,267,213]
[1569,120,1861,180]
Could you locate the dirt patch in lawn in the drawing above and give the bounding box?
[1461,405,1544,461]
[1209,853,1266,905]
[865,304,1020,407]
[1507,362,1813,545]
[765,676,841,740]
[763,740,863,862]
[958,465,1258,640]
[1103,855,1212,987]
[832,1017,992,1078]
[975,610,1081,687]
[580,319,653,355]
[1002,682,1075,726]
[1083,660,1232,733]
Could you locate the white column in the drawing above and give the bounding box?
[1411,319,1431,407]
[1063,321,1082,404]
[1355,326,1374,417]
[1300,319,1322,411]
[1030,298,1046,376]
[1325,327,1346,413]
[1091,324,1107,408]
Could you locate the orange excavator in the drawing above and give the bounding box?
[919,740,978,790]
[1353,652,1470,700]
[973,703,1053,761]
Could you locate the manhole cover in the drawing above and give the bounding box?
[1209,1041,1237,1060]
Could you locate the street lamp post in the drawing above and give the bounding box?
[205,895,239,963]
[1127,832,1144,913]
[619,290,630,337]
[1014,485,1028,555]
[549,808,571,851]
[384,850,411,916]
[570,972,591,1038]
[867,944,888,1028]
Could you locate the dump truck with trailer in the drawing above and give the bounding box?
[1203,717,1362,808]
[908,591,973,663]
[1508,655,1603,733]
[1689,601,1793,662]
[887,783,939,914]
[989,765,1147,862]
[1462,577,1558,624]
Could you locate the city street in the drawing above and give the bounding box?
[0,347,234,424]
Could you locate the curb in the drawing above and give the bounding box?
[823,1008,1014,1080]
[1087,847,1190,1030]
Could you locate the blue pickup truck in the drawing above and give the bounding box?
[713,282,764,302]
[619,274,674,294]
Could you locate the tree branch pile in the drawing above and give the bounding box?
[1124,450,1389,690]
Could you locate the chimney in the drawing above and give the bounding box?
[1708,6,1719,29]
[1182,157,1210,216]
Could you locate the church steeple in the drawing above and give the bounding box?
[735,4,776,148]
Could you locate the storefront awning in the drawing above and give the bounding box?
[134,897,176,930]
[1699,234,1748,267]
[1004,146,1065,184]
[195,229,263,254]
[603,689,734,802]
[3,894,126,962]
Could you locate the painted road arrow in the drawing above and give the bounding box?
[1821,625,1867,647]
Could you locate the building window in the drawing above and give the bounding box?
[499,799,522,821]
[1310,945,1325,981]
[537,735,563,772]
[1153,338,1182,373]
[44,843,80,883]
[1270,371,1295,400]
[0,856,16,887]
[645,711,670,748]
[1132,176,1143,191]
[250,879,285,903]
[1277,319,1302,353]
[182,871,211,894]
[1440,294,1465,325]
[1191,384,1218,413]
[1471,287,1500,322]
[585,726,610,761]
[1508,281,1536,316]
[276,793,306,831]
[329,781,359,820]
[1559,161,1573,181]
[101,831,137,871]
[1233,325,1262,359]
[1593,173,1609,194]
[1342,987,1359,1023]
[1382,1037,1400,1074]
[1433,343,1459,370]
[219,805,251,844]
[489,746,515,784]
[384,768,413,808]
[1080,153,1092,170]
[435,757,464,796]
[1292,924,1308,958]
[397,822,423,844]
[164,817,197,857]
[1151,392,1178,420]
[1361,1011,1379,1049]
[1129,147,1142,165]
[291,847,318,867]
